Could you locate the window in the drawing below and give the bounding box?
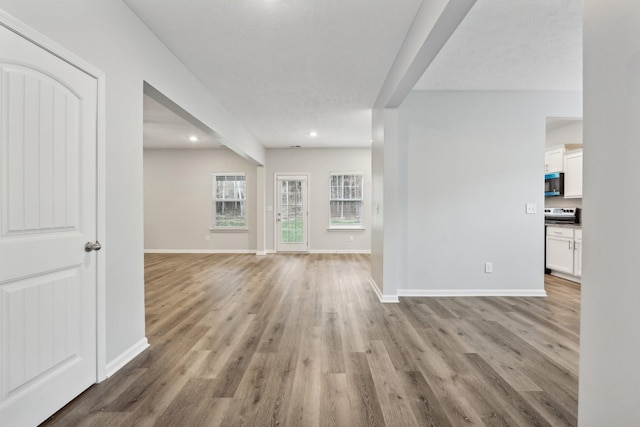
[213,174,246,229]
[329,173,363,228]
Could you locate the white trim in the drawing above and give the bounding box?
[263,249,369,254]
[328,172,364,229]
[95,66,107,382]
[549,271,581,284]
[144,249,257,254]
[309,250,371,254]
[145,249,372,255]
[275,174,309,181]
[209,227,249,233]
[274,173,310,253]
[368,277,400,303]
[397,289,548,297]
[329,171,365,175]
[369,277,382,299]
[0,11,108,383]
[105,338,149,378]
[0,12,102,78]
[212,172,247,231]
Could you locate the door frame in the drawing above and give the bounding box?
[0,11,107,381]
[274,173,310,253]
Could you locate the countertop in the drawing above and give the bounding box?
[545,223,582,229]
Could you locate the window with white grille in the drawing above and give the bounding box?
[213,174,246,229]
[329,173,363,228]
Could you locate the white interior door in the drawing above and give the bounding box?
[276,175,308,252]
[0,24,98,426]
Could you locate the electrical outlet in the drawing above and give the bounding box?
[485,262,493,273]
[525,203,537,214]
[205,235,210,242]
[349,235,354,242]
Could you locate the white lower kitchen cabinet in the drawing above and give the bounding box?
[573,229,582,277]
[546,226,582,281]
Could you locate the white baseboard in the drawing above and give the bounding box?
[144,249,256,254]
[368,277,399,303]
[262,249,371,254]
[549,271,581,284]
[397,289,548,297]
[105,337,149,378]
[309,250,371,254]
[145,249,371,255]
[144,249,371,255]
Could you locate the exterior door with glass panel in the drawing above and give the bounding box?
[276,175,308,252]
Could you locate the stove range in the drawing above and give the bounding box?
[544,207,580,224]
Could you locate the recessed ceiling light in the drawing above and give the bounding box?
[189,135,198,142]
[309,131,318,137]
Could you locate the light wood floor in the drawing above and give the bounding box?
[42,253,580,426]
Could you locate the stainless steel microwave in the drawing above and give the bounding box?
[545,172,564,197]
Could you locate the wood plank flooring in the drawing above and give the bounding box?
[42,254,580,426]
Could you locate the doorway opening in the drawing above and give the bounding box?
[544,117,583,284]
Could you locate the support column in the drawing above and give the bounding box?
[256,165,266,255]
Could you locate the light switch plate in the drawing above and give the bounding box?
[525,203,537,214]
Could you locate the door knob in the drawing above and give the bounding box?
[85,241,102,252]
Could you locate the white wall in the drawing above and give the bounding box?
[144,149,257,252]
[370,0,474,302]
[399,91,582,295]
[371,109,385,292]
[580,1,640,423]
[265,148,371,253]
[0,0,263,366]
[371,108,404,301]
[546,121,583,147]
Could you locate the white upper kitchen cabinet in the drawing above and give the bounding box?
[564,151,583,198]
[545,147,565,173]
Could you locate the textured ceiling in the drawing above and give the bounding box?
[128,0,423,148]
[132,0,582,150]
[415,0,582,90]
